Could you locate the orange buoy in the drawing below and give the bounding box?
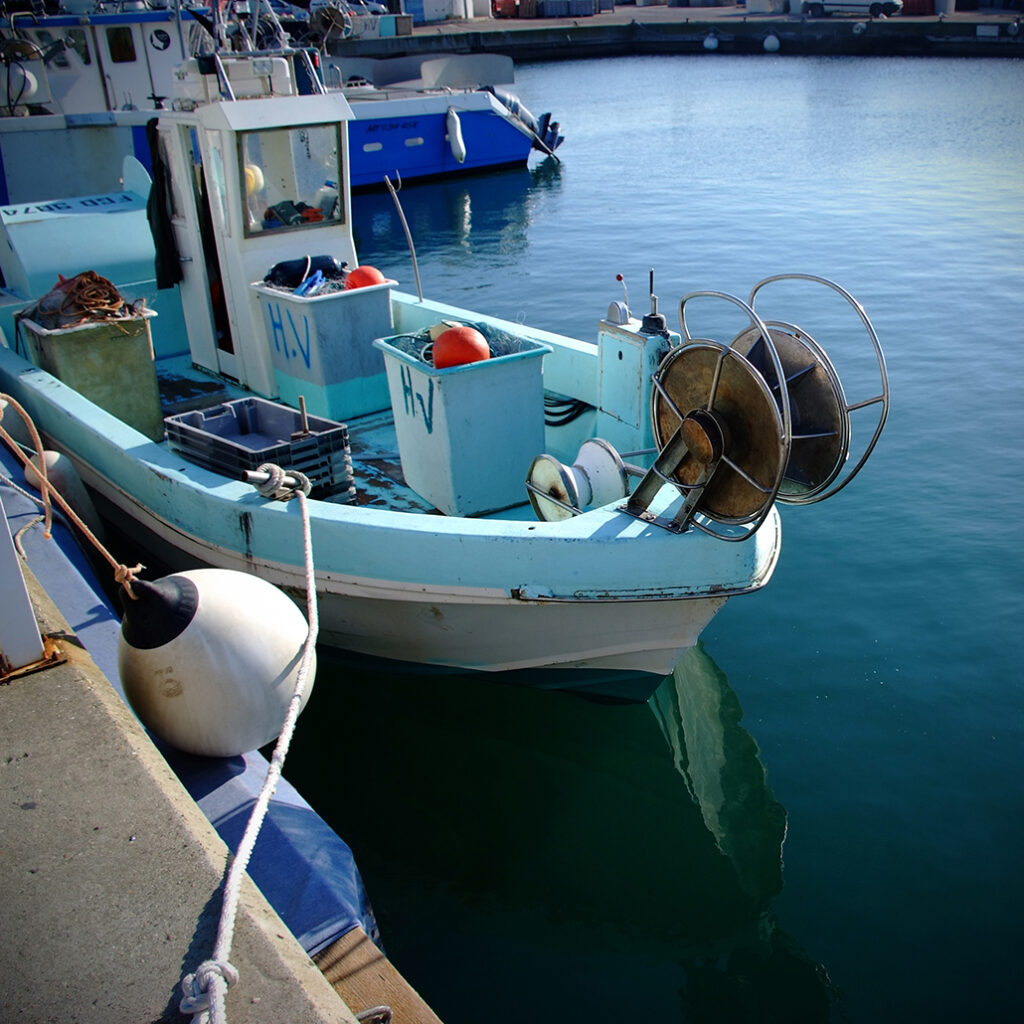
[344,265,387,289]
[433,326,490,368]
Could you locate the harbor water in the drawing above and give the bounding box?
[284,56,1024,1022]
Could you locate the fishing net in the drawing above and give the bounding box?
[21,271,146,330]
[385,321,536,365]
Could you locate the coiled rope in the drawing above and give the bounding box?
[0,393,144,595]
[179,466,319,1024]
[17,271,144,332]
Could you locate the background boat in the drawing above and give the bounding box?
[0,3,563,203]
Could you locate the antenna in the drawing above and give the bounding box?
[641,267,668,337]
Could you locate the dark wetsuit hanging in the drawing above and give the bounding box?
[145,117,183,290]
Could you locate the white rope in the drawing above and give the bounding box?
[180,477,319,1023]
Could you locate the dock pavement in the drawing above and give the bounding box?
[1,563,359,1023]
[0,521,442,1023]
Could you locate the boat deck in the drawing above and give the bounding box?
[155,358,543,521]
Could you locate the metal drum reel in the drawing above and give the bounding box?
[747,273,889,506]
[625,293,790,540]
[624,275,889,539]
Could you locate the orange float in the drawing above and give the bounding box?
[433,326,490,368]
[344,265,387,289]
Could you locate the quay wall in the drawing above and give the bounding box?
[332,8,1024,60]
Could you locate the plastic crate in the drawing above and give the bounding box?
[165,397,355,501]
[373,324,550,516]
[251,279,394,422]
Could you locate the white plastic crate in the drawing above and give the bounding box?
[374,326,550,516]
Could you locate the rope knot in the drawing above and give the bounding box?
[255,462,311,501]
[255,462,286,498]
[179,958,239,1016]
[114,562,145,597]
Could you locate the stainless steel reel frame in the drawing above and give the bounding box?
[636,292,793,542]
[729,320,850,503]
[748,274,890,506]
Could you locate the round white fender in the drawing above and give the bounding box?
[23,450,105,542]
[447,106,467,164]
[8,65,41,104]
[118,568,314,757]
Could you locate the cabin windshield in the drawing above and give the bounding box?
[238,123,344,237]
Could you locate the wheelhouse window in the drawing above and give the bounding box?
[238,123,344,238]
[66,29,91,66]
[106,27,137,64]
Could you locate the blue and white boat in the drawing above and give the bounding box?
[0,1,562,204]
[0,48,887,699]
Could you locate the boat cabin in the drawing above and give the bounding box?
[153,53,360,399]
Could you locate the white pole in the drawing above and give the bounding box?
[0,492,45,672]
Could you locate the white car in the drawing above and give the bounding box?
[802,0,903,15]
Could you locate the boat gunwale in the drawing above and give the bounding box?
[0,343,782,602]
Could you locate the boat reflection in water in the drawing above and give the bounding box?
[288,643,840,1021]
[651,647,837,1020]
[351,157,563,270]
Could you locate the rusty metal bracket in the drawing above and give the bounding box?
[1,635,67,684]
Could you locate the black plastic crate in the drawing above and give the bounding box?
[165,397,355,501]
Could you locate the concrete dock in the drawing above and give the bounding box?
[0,463,442,1022]
[335,4,1024,59]
[0,564,356,1023]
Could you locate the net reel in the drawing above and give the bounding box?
[630,293,791,540]
[525,275,889,539]
[623,275,889,539]
[747,273,889,506]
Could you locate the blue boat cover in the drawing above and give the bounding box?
[1,442,376,955]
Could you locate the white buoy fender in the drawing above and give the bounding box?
[446,106,467,164]
[764,33,780,52]
[24,450,106,542]
[1,397,31,447]
[118,569,314,757]
[8,65,40,103]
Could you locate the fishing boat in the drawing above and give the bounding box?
[0,47,887,699]
[0,0,562,204]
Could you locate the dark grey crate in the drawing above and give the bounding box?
[165,397,355,501]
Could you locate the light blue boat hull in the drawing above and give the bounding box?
[0,338,781,686]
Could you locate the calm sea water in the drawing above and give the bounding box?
[286,56,1024,1022]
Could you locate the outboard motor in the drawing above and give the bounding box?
[486,86,564,155]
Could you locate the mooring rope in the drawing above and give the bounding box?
[0,469,57,558]
[0,400,331,1019]
[179,468,319,1024]
[0,393,145,595]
